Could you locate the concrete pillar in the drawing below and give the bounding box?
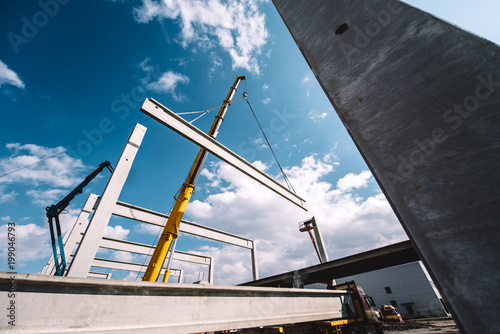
[208,257,214,284]
[272,1,500,332]
[311,217,329,263]
[251,241,259,280]
[67,124,146,277]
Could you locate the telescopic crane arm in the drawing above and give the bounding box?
[46,161,114,276]
[142,75,245,282]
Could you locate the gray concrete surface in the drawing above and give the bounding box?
[382,318,459,333]
[271,1,500,333]
[0,272,348,333]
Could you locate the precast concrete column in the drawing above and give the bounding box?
[311,217,329,263]
[272,1,500,333]
[251,241,259,280]
[67,124,146,277]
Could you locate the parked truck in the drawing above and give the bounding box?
[327,281,384,334]
[237,280,384,334]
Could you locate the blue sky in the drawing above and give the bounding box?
[0,0,498,284]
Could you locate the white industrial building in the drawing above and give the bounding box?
[337,261,451,319]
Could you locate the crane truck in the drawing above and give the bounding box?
[234,280,384,334]
[46,161,114,276]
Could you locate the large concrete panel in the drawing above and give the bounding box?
[0,273,347,333]
[272,1,500,333]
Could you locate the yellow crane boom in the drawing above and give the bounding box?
[142,75,246,282]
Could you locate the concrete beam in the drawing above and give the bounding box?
[67,124,147,278]
[112,200,255,249]
[311,217,329,263]
[43,194,253,282]
[271,2,500,332]
[141,98,307,211]
[88,271,112,280]
[99,237,213,266]
[90,259,181,277]
[242,241,419,287]
[0,273,348,333]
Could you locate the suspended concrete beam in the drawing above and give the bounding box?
[141,98,307,211]
[0,273,348,333]
[271,1,500,333]
[67,124,147,278]
[243,240,419,288]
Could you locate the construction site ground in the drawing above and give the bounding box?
[381,317,459,333]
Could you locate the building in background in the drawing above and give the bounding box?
[337,261,450,319]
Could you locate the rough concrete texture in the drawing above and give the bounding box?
[0,273,347,333]
[271,1,500,333]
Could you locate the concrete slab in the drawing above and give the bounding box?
[0,272,348,333]
[271,1,500,333]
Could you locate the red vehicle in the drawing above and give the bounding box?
[328,281,384,334]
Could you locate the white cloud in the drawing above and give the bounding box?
[112,250,137,263]
[0,143,86,188]
[252,137,267,149]
[135,222,162,235]
[26,188,67,206]
[262,97,271,104]
[123,271,141,281]
[262,83,269,90]
[133,0,268,74]
[0,185,18,203]
[0,223,53,265]
[0,60,25,89]
[104,225,130,240]
[185,154,407,285]
[301,76,311,84]
[1,216,11,222]
[146,71,189,101]
[337,170,372,192]
[208,52,223,82]
[308,111,328,122]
